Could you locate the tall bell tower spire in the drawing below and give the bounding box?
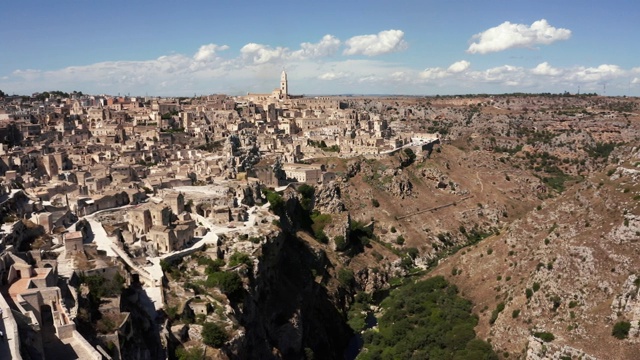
[280,69,288,99]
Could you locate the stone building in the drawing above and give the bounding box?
[282,163,322,184]
[165,192,184,215]
[150,205,172,226]
[64,231,84,254]
[128,208,152,236]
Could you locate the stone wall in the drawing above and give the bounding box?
[72,330,102,360]
[0,292,23,359]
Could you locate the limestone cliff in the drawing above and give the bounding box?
[233,231,353,360]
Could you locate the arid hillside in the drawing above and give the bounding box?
[431,144,640,359]
[311,95,640,359]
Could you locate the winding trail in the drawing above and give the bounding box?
[476,171,484,193]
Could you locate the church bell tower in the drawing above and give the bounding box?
[280,70,288,99]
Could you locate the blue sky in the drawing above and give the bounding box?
[1,0,638,96]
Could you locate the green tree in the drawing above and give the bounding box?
[266,191,284,213]
[297,184,315,199]
[401,148,417,167]
[612,321,631,339]
[337,268,354,287]
[206,271,243,299]
[202,322,229,347]
[176,346,207,360]
[533,332,555,342]
[334,235,347,251]
[228,252,251,267]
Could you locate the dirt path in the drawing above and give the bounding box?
[476,171,484,192]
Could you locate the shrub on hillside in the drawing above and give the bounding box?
[612,321,631,339]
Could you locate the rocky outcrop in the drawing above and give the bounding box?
[386,175,412,198]
[235,232,353,360]
[239,184,256,206]
[346,159,361,178]
[610,275,640,338]
[608,213,640,245]
[323,212,350,251]
[355,267,390,293]
[526,335,597,360]
[313,181,345,213]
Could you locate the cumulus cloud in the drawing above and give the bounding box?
[419,67,448,80]
[193,44,229,62]
[240,43,288,65]
[240,35,342,65]
[4,30,639,96]
[448,60,470,73]
[420,60,471,80]
[469,65,526,84]
[568,64,623,83]
[318,71,348,80]
[467,19,571,54]
[343,29,407,56]
[531,62,562,76]
[292,35,341,60]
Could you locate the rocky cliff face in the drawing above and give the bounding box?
[314,181,346,213]
[234,231,353,360]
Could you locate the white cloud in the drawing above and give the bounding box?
[318,71,348,81]
[476,65,525,83]
[448,60,470,73]
[568,64,623,83]
[390,71,412,82]
[419,67,448,80]
[2,29,638,97]
[343,29,407,56]
[240,43,288,65]
[239,35,342,65]
[420,60,471,80]
[531,62,562,76]
[292,35,341,60]
[193,44,229,62]
[467,19,571,54]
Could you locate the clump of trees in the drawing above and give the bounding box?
[585,142,618,159]
[358,276,497,359]
[400,148,416,167]
[205,271,243,301]
[533,331,555,342]
[308,139,339,152]
[297,184,314,211]
[202,322,229,347]
[612,321,631,339]
[262,188,284,213]
[77,272,126,331]
[311,212,331,244]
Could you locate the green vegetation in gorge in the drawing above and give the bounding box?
[263,189,284,213]
[357,276,497,360]
[202,322,229,347]
[311,211,332,243]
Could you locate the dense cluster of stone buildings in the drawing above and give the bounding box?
[0,72,440,359]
